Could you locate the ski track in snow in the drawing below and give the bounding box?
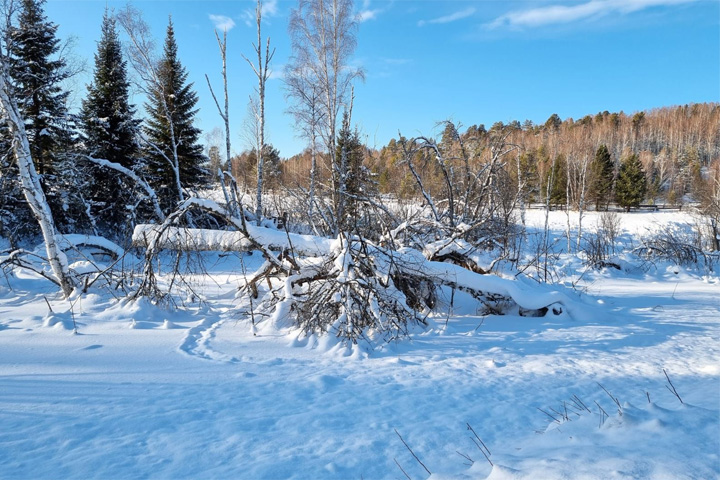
[0,211,719,479]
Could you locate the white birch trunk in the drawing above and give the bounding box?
[577,154,589,251]
[566,155,572,253]
[0,63,74,298]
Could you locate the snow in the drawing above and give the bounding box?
[1,210,719,479]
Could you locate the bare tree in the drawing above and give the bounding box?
[284,61,324,233]
[243,0,275,225]
[287,0,363,235]
[206,27,240,217]
[0,48,74,297]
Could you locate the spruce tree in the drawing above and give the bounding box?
[335,111,371,232]
[79,10,141,233]
[544,154,567,208]
[7,0,71,177]
[5,0,83,233]
[615,153,647,211]
[589,144,614,211]
[144,18,206,212]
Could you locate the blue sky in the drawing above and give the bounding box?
[47,0,719,157]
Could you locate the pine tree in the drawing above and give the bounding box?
[589,144,614,210]
[615,153,647,211]
[79,10,141,233]
[7,0,71,177]
[144,18,206,212]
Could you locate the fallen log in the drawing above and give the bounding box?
[132,223,332,257]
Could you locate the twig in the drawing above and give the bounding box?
[663,368,684,404]
[43,296,54,314]
[595,400,609,427]
[394,429,431,476]
[470,437,493,466]
[537,407,561,424]
[597,383,622,414]
[393,458,412,480]
[466,423,491,456]
[456,450,474,466]
[572,394,591,413]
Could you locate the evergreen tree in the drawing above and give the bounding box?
[589,144,614,210]
[615,153,647,211]
[5,0,83,233]
[543,154,567,207]
[335,111,370,232]
[144,18,206,212]
[7,0,71,177]
[79,10,141,233]
[517,150,540,202]
[246,144,281,191]
[544,113,562,131]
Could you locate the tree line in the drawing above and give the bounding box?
[282,103,719,211]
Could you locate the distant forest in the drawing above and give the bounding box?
[275,103,719,208]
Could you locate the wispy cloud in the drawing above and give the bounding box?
[487,0,698,29]
[358,0,393,23]
[209,14,236,32]
[359,9,382,22]
[261,0,279,17]
[241,0,279,26]
[418,7,476,27]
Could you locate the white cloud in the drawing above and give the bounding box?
[487,0,698,29]
[209,14,236,32]
[261,0,278,17]
[418,7,476,27]
[359,0,393,23]
[241,0,279,27]
[359,9,382,22]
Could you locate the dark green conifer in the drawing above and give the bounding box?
[615,153,647,211]
[335,111,370,232]
[589,144,615,210]
[7,0,71,177]
[79,10,141,232]
[144,18,206,212]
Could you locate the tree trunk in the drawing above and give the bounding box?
[0,63,74,298]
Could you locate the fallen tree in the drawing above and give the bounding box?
[129,197,579,346]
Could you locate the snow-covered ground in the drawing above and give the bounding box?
[1,210,718,479]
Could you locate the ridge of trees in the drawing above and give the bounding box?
[281,104,718,210]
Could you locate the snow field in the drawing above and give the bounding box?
[0,210,718,479]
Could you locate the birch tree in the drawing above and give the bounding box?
[205,27,239,217]
[287,0,363,235]
[243,0,274,225]
[284,62,324,232]
[0,49,74,297]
